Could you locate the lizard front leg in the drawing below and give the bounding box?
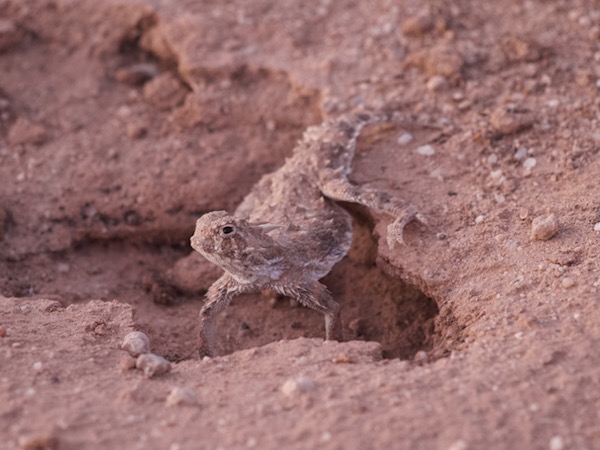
[276,281,343,342]
[198,273,239,357]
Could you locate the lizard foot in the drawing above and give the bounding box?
[386,207,427,249]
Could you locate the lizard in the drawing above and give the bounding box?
[190,112,421,357]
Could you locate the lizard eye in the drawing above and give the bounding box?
[220,225,236,237]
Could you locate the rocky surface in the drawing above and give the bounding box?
[1,0,599,449]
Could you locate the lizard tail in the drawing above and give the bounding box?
[344,111,393,156]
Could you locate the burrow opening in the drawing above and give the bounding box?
[1,211,443,362]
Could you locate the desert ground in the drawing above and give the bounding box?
[1,0,600,449]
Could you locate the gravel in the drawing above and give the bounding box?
[136,353,172,379]
[531,214,559,241]
[416,144,436,156]
[281,376,315,397]
[121,331,151,357]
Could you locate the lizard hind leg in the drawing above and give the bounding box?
[320,177,423,247]
[277,281,343,342]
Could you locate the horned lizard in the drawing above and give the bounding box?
[190,112,420,357]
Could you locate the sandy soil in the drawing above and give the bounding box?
[1,0,600,449]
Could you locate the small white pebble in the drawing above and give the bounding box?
[281,376,315,397]
[561,277,575,288]
[136,353,171,378]
[447,439,467,450]
[494,193,505,204]
[426,75,448,92]
[594,222,600,232]
[547,99,559,108]
[166,386,197,407]
[416,144,436,156]
[397,132,413,145]
[490,169,504,180]
[265,120,276,132]
[549,436,564,450]
[529,403,539,412]
[413,350,428,363]
[487,154,498,165]
[514,331,524,339]
[531,214,559,241]
[246,437,257,448]
[32,361,43,372]
[523,157,537,170]
[117,105,131,117]
[121,331,151,357]
[514,146,528,161]
[320,432,332,443]
[475,215,485,224]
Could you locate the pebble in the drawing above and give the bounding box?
[136,353,171,378]
[523,157,537,170]
[413,350,429,364]
[121,331,151,357]
[32,361,43,372]
[0,19,22,53]
[416,144,436,156]
[331,353,353,364]
[514,146,528,161]
[531,214,559,241]
[8,117,47,146]
[549,436,564,450]
[18,434,59,450]
[489,108,534,136]
[475,215,485,224]
[166,386,197,407]
[426,75,448,92]
[142,73,187,110]
[265,119,276,132]
[114,62,159,86]
[118,354,137,371]
[561,278,575,289]
[397,132,413,145]
[281,376,316,397]
[320,431,332,442]
[447,440,467,450]
[126,123,147,140]
[457,100,472,111]
[519,208,529,220]
[404,44,464,79]
[401,13,435,37]
[594,222,600,232]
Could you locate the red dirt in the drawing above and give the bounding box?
[1,1,600,449]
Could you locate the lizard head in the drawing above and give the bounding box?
[190,211,285,283]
